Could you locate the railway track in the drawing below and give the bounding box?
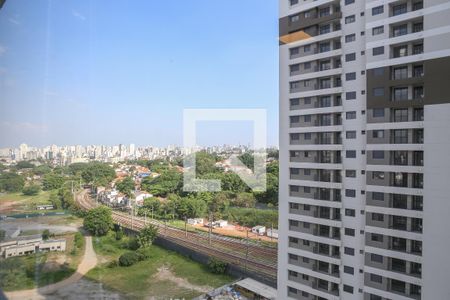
[76,191,278,279]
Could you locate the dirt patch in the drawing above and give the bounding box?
[193,224,277,242]
[153,265,213,294]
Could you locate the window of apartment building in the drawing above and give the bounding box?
[393,87,409,101]
[371,253,383,263]
[289,14,300,23]
[290,64,300,75]
[370,273,383,283]
[370,294,383,300]
[289,0,299,6]
[346,72,356,81]
[345,34,356,43]
[319,42,330,53]
[343,285,354,294]
[372,108,385,117]
[393,3,407,16]
[304,132,311,140]
[372,151,385,159]
[372,5,384,15]
[346,150,356,158]
[345,15,355,24]
[394,45,408,57]
[393,66,408,80]
[344,266,354,275]
[289,47,299,58]
[345,228,355,236]
[346,131,356,139]
[372,213,384,222]
[302,257,310,263]
[413,1,423,11]
[345,53,356,62]
[345,209,355,217]
[372,130,384,138]
[320,60,331,71]
[373,68,384,77]
[373,87,385,97]
[289,185,299,193]
[372,26,384,35]
[304,169,311,175]
[346,91,356,100]
[372,192,384,201]
[373,46,384,56]
[345,189,356,197]
[413,22,423,33]
[303,204,310,211]
[304,62,311,69]
[346,170,356,177]
[371,233,383,242]
[303,222,310,228]
[304,115,311,122]
[346,111,356,119]
[290,81,300,91]
[393,24,408,37]
[345,0,355,5]
[304,186,311,193]
[320,24,331,35]
[290,116,300,124]
[344,247,355,255]
[319,7,331,17]
[290,98,299,108]
[393,109,408,122]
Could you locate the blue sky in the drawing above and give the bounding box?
[0,0,279,148]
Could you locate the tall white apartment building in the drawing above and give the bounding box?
[278,0,450,299]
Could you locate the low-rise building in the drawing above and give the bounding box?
[0,234,66,258]
[251,225,266,236]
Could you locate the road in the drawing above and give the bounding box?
[4,235,98,300]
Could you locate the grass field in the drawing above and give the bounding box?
[0,231,85,291]
[0,191,55,214]
[86,232,234,299]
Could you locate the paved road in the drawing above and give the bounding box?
[4,235,98,300]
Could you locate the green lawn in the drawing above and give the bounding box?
[0,232,85,291]
[86,232,234,299]
[0,191,55,214]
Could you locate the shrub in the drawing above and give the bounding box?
[126,237,140,250]
[118,252,141,267]
[115,230,124,241]
[22,185,41,196]
[207,258,228,274]
[74,232,83,249]
[136,247,152,260]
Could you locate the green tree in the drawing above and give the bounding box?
[233,192,256,208]
[42,229,50,240]
[141,169,182,196]
[81,162,116,187]
[68,162,89,175]
[195,151,219,175]
[0,172,25,192]
[16,161,34,169]
[42,173,65,190]
[49,191,62,209]
[116,176,135,197]
[137,224,158,248]
[221,173,248,193]
[238,152,254,170]
[32,165,52,176]
[207,258,228,274]
[83,206,113,236]
[118,252,141,267]
[22,184,41,196]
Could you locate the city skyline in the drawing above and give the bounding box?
[0,0,279,148]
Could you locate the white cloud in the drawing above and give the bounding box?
[72,10,86,21]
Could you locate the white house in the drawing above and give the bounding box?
[266,228,278,239]
[187,218,204,225]
[252,226,266,236]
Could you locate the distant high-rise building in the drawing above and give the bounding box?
[278,0,450,299]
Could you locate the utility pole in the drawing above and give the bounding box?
[245,229,249,273]
[208,212,212,245]
[184,216,187,238]
[271,223,274,242]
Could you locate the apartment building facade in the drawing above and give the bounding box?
[278,0,450,299]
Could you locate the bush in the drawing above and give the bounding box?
[74,232,83,249]
[42,229,50,240]
[207,258,228,274]
[126,237,140,250]
[115,230,124,241]
[136,247,152,260]
[118,252,141,267]
[22,185,41,196]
